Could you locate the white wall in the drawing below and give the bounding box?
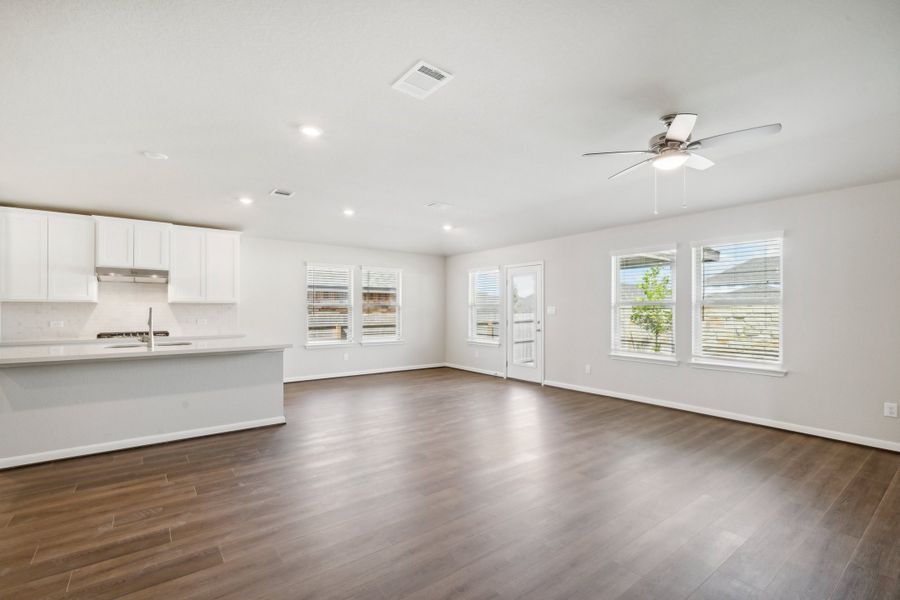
[240,236,445,381]
[445,179,900,449]
[1,282,237,340]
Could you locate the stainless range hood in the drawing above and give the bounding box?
[96,267,168,284]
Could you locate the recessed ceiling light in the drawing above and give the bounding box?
[300,125,323,138]
[442,224,453,231]
[142,151,168,160]
[343,208,355,217]
[239,197,254,205]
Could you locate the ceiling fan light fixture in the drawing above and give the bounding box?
[653,151,690,171]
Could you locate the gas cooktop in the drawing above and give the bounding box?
[96,331,171,339]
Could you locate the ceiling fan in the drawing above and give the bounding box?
[583,114,782,180]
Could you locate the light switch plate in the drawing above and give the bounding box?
[884,402,898,418]
[547,306,557,315]
[49,320,65,328]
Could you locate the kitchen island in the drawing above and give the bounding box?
[0,337,290,469]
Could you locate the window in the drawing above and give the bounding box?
[693,237,782,364]
[306,264,353,344]
[468,268,500,343]
[611,249,676,357]
[361,267,401,342]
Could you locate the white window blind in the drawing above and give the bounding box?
[468,269,500,343]
[611,249,676,356]
[306,264,353,344]
[693,237,782,363]
[361,267,401,341]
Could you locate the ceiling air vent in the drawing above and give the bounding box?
[270,188,294,198]
[392,61,453,99]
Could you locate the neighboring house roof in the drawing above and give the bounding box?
[705,256,780,286]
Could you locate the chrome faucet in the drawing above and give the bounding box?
[141,307,155,350]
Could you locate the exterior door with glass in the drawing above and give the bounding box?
[506,263,543,383]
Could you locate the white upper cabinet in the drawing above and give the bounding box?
[48,213,97,301]
[0,208,97,302]
[133,221,170,270]
[204,230,241,303]
[94,217,133,268]
[169,226,206,302]
[0,208,49,301]
[95,216,170,270]
[169,226,240,304]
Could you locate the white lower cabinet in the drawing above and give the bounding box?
[0,208,97,302]
[169,226,240,303]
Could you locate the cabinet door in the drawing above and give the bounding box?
[0,209,48,301]
[95,217,133,268]
[48,214,97,302]
[205,230,240,303]
[133,221,171,270]
[168,226,205,302]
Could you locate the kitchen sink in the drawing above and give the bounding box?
[104,341,193,349]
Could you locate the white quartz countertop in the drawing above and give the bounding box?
[0,337,291,367]
[0,333,247,347]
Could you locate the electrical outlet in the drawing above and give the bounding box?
[884,402,898,418]
[196,318,208,325]
[49,320,65,328]
[584,364,591,374]
[343,352,350,361]
[474,349,480,358]
[547,306,557,315]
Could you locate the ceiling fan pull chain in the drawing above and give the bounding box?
[682,166,688,209]
[653,168,659,215]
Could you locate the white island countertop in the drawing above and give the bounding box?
[0,337,291,367]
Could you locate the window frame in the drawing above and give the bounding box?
[467,267,502,346]
[609,245,678,362]
[360,266,402,344]
[305,262,355,347]
[691,233,785,373]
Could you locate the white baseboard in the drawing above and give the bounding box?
[284,363,445,383]
[543,380,899,453]
[0,417,287,470]
[443,363,505,378]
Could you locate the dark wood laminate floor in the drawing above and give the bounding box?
[1,368,898,600]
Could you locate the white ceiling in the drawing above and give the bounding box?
[1,0,898,256]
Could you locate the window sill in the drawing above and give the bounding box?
[304,341,355,350]
[690,358,786,377]
[467,339,501,347]
[609,352,679,366]
[359,339,404,346]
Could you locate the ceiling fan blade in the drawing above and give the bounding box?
[608,157,654,180]
[687,123,782,150]
[684,153,714,170]
[582,150,654,157]
[665,113,698,143]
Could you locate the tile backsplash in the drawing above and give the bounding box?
[0,282,238,341]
